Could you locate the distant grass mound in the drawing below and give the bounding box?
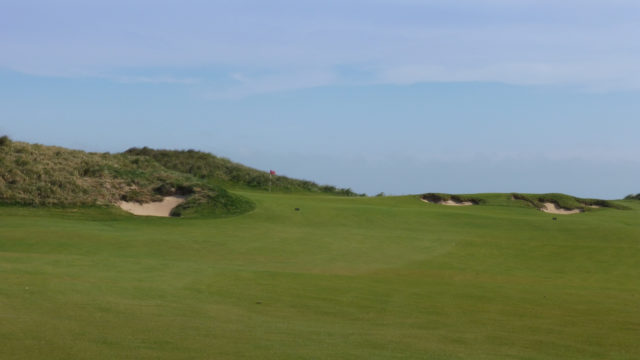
[0,138,254,217]
[125,147,363,196]
[421,193,485,205]
[511,193,626,211]
[625,193,640,200]
[418,192,627,212]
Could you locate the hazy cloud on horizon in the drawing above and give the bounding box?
[2,0,640,95]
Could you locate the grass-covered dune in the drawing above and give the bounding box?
[625,193,640,200]
[1,191,639,359]
[0,137,359,217]
[0,137,253,217]
[420,192,626,212]
[125,147,363,196]
[511,192,626,211]
[421,192,486,204]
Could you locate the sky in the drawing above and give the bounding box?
[1,0,639,198]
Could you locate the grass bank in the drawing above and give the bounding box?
[0,192,638,359]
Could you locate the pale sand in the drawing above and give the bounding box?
[421,198,474,206]
[118,196,186,217]
[540,202,582,215]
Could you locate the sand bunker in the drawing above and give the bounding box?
[421,198,474,206]
[118,196,186,217]
[540,202,582,215]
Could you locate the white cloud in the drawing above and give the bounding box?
[206,69,337,99]
[2,1,640,94]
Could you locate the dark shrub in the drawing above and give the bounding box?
[0,135,11,147]
[153,183,175,195]
[175,184,195,195]
[120,189,145,202]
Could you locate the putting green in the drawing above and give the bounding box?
[1,192,638,359]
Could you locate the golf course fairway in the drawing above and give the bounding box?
[1,192,639,359]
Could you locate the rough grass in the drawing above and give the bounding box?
[0,192,638,359]
[125,147,364,196]
[0,137,363,217]
[625,193,640,200]
[511,193,627,211]
[421,192,485,204]
[0,139,254,217]
[0,136,365,217]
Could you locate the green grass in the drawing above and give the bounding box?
[1,192,638,359]
[421,192,486,204]
[0,138,367,218]
[0,140,254,217]
[124,147,364,196]
[511,192,627,211]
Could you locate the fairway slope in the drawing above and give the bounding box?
[0,192,638,359]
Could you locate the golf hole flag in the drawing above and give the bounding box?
[268,170,275,192]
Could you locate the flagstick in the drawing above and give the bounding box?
[269,172,271,192]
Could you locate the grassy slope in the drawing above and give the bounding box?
[0,138,358,216]
[421,193,486,204]
[1,193,638,359]
[511,192,626,211]
[625,193,640,200]
[0,140,189,205]
[0,140,254,217]
[124,147,364,196]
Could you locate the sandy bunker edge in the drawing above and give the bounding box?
[420,198,474,206]
[118,195,186,217]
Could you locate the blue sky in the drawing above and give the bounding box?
[1,0,639,198]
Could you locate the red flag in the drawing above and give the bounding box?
[269,170,276,175]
